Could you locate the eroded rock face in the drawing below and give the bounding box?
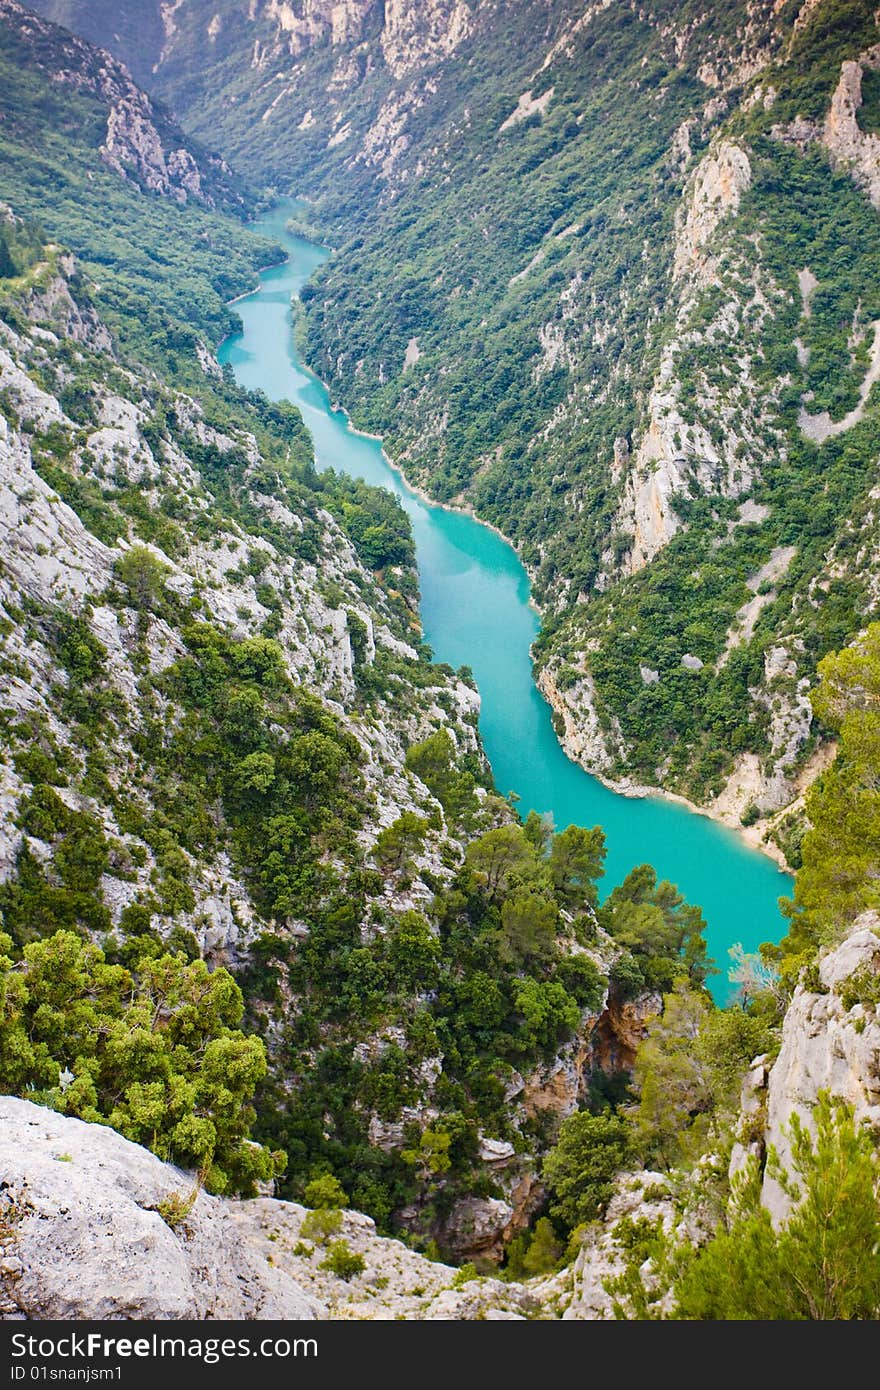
[0,1099,544,1321]
[0,1097,323,1320]
[761,918,880,1222]
[728,916,880,1225]
[673,141,751,285]
[0,0,243,210]
[590,990,662,1074]
[823,55,880,209]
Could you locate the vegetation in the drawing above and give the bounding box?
[0,929,282,1194]
[608,1095,880,1320]
[4,0,880,1314]
[766,622,880,987]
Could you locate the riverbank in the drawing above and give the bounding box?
[218,201,791,975]
[218,250,800,877]
[534,663,819,876]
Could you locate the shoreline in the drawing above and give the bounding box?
[535,666,799,875]
[217,214,800,876]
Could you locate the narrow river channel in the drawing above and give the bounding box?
[218,202,791,997]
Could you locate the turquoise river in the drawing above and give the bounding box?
[218,204,791,998]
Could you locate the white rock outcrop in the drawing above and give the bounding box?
[727,917,880,1225]
[672,141,751,286]
[0,1100,543,1322]
[0,1098,323,1321]
[759,918,880,1222]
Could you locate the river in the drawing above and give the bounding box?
[218,203,791,999]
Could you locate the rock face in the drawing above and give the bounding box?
[672,141,752,286]
[529,1170,679,1321]
[729,915,880,1224]
[0,1098,323,1320]
[0,235,482,962]
[823,54,880,209]
[0,0,245,210]
[0,1099,542,1322]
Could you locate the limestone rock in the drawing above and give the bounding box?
[437,1197,515,1263]
[231,1198,538,1320]
[554,1171,677,1320]
[823,56,880,209]
[673,141,751,285]
[759,917,880,1222]
[0,1097,323,1321]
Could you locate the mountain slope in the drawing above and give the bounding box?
[36,0,880,861]
[0,14,723,1256]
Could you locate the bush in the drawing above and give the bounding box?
[300,1208,343,1243]
[543,1110,632,1234]
[304,1174,349,1210]
[319,1239,365,1281]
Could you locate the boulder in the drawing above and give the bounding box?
[0,1097,323,1321]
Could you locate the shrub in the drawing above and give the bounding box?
[319,1240,365,1281]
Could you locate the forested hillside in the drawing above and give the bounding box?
[5,0,880,1316]
[40,0,880,862]
[0,4,720,1253]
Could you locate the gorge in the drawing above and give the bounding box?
[2,0,880,1323]
[219,202,790,986]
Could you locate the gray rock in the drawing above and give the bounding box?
[0,1098,323,1321]
[727,917,880,1225]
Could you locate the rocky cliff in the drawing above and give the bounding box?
[0,1096,540,1320]
[29,4,879,854]
[0,1097,322,1319]
[0,0,248,212]
[730,913,880,1223]
[0,232,481,960]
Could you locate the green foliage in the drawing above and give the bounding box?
[673,1095,880,1319]
[769,624,880,986]
[464,823,539,903]
[300,1208,343,1243]
[601,865,714,997]
[630,983,775,1168]
[304,1173,350,1210]
[549,824,606,911]
[405,730,481,829]
[115,546,171,617]
[521,1217,563,1276]
[0,930,281,1194]
[374,812,429,876]
[543,1110,632,1234]
[319,1239,365,1281]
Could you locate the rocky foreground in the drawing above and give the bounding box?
[3,917,879,1321]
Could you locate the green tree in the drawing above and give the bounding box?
[0,930,282,1194]
[385,911,440,993]
[513,977,580,1050]
[549,824,606,911]
[499,891,558,966]
[320,1240,366,1281]
[543,1110,632,1234]
[673,1095,880,1319]
[115,545,170,616]
[465,824,539,903]
[373,812,429,875]
[772,625,880,987]
[629,983,711,1167]
[522,1216,563,1275]
[600,866,712,994]
[401,1123,453,1181]
[304,1174,349,1210]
